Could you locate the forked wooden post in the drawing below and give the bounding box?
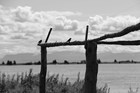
[39,28,52,93]
[84,42,98,93]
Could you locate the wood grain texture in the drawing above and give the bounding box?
[40,47,47,93]
[84,42,98,93]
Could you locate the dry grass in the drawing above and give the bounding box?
[0,69,138,93]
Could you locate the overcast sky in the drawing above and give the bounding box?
[1,0,140,17]
[0,0,140,58]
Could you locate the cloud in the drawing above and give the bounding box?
[89,15,140,34]
[10,34,29,40]
[0,5,80,33]
[76,15,140,39]
[11,6,33,22]
[50,16,79,31]
[0,5,81,57]
[1,5,140,58]
[0,5,81,40]
[44,11,82,17]
[75,15,140,54]
[10,6,79,31]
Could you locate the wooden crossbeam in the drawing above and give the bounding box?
[38,22,140,47]
[98,40,140,45]
[38,40,140,47]
[92,22,140,42]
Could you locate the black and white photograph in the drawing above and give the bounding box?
[0,0,140,93]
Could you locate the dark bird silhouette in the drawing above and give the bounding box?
[38,40,42,44]
[66,38,71,43]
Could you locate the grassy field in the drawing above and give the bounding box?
[0,69,138,93]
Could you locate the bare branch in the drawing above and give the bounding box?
[89,22,140,42]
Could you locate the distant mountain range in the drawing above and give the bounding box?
[1,51,140,63]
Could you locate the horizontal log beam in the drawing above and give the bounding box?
[38,22,140,47]
[91,22,140,41]
[98,40,140,45]
[38,40,140,47]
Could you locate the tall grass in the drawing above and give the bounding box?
[0,69,138,93]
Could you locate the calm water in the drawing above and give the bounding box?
[0,64,140,93]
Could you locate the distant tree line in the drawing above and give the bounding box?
[50,59,138,64]
[24,61,41,65]
[113,59,137,63]
[51,60,70,64]
[0,59,103,65]
[1,60,41,65]
[2,60,17,65]
[1,59,138,65]
[50,59,102,64]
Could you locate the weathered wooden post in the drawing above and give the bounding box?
[39,28,52,93]
[83,25,98,93]
[84,42,98,93]
[40,46,47,93]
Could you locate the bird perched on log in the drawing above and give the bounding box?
[38,40,42,44]
[66,38,71,43]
